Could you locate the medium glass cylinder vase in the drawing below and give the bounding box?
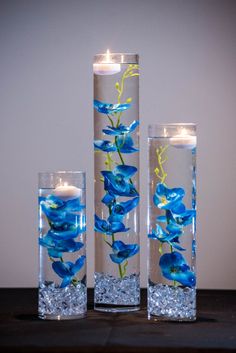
[93,52,140,312]
[147,124,197,321]
[38,171,86,320]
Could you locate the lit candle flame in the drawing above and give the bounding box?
[180,128,188,136]
[105,49,110,63]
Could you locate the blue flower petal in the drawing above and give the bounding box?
[101,166,138,197]
[61,276,72,288]
[39,235,84,257]
[110,241,139,264]
[153,183,185,210]
[166,223,182,235]
[116,135,139,154]
[103,120,139,136]
[94,140,117,152]
[101,193,116,206]
[71,255,86,275]
[111,197,139,216]
[48,249,63,258]
[173,209,196,226]
[159,251,196,287]
[114,165,137,179]
[94,99,131,115]
[94,215,129,235]
[109,254,124,264]
[66,198,85,212]
[48,226,85,240]
[52,261,73,278]
[148,224,185,250]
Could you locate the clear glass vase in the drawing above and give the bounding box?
[38,171,86,320]
[147,124,197,321]
[93,52,140,312]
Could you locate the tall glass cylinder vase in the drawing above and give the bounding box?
[38,171,86,320]
[93,52,140,312]
[148,124,197,321]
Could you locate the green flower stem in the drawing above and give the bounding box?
[101,66,139,279]
[118,264,123,278]
[155,145,177,286]
[107,114,114,127]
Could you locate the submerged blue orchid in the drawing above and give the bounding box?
[39,234,84,258]
[102,165,138,197]
[159,205,196,228]
[111,196,139,217]
[46,223,85,240]
[159,251,196,287]
[148,224,185,251]
[94,99,131,115]
[40,195,85,226]
[94,140,117,152]
[101,192,116,206]
[116,135,139,153]
[153,183,185,210]
[103,120,139,136]
[52,256,86,288]
[109,240,139,264]
[95,214,129,235]
[170,204,196,226]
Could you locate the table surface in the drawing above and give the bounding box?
[0,288,236,353]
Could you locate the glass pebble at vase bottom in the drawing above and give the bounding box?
[147,124,197,321]
[38,172,87,320]
[93,52,140,312]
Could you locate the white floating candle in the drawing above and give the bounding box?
[53,183,81,201]
[170,128,196,149]
[93,49,121,75]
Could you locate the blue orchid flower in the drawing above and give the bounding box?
[52,256,86,288]
[39,234,84,258]
[46,222,85,240]
[94,214,129,235]
[40,195,85,225]
[153,183,185,210]
[170,204,196,226]
[102,165,138,197]
[94,99,131,115]
[116,135,139,153]
[103,120,139,135]
[109,240,139,264]
[109,197,140,222]
[159,251,196,287]
[65,197,85,212]
[101,192,116,206]
[148,224,185,251]
[94,140,117,152]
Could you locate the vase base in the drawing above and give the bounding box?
[94,303,140,313]
[148,283,196,322]
[148,313,196,322]
[38,313,86,320]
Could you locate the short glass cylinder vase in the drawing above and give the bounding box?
[93,52,140,312]
[38,171,86,320]
[147,124,197,321]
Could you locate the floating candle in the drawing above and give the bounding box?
[170,128,196,149]
[53,182,81,201]
[93,49,121,75]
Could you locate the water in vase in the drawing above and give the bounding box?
[148,124,197,321]
[94,53,140,312]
